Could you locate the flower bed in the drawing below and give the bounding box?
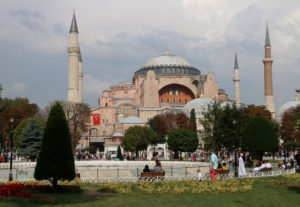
[0,183,49,199]
[97,178,255,194]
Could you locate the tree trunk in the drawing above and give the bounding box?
[51,178,58,190]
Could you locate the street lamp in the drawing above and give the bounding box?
[232,120,238,177]
[8,119,14,181]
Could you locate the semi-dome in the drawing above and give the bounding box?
[120,116,146,124]
[182,98,214,117]
[134,51,200,79]
[275,100,300,121]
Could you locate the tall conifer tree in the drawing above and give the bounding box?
[18,118,43,161]
[34,101,75,187]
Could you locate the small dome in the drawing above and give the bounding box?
[275,100,300,121]
[120,116,146,124]
[182,98,214,117]
[112,132,123,137]
[143,53,192,67]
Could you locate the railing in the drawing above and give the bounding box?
[0,168,295,183]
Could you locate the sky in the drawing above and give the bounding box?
[0,0,300,110]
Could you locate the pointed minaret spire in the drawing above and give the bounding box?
[263,22,275,116]
[233,52,240,104]
[69,11,78,33]
[67,12,80,103]
[234,52,239,69]
[265,22,271,47]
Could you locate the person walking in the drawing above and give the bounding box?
[238,153,246,177]
[209,150,219,181]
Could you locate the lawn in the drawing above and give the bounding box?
[0,174,299,207]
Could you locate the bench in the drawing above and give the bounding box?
[215,169,229,179]
[251,168,272,176]
[260,168,272,172]
[139,171,165,181]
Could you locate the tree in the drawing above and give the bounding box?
[122,126,148,156]
[122,126,156,156]
[167,129,198,159]
[247,104,272,120]
[13,117,46,147]
[34,101,75,188]
[242,115,279,160]
[200,101,223,151]
[117,145,123,160]
[18,118,43,161]
[218,104,250,152]
[63,102,91,149]
[189,108,197,133]
[282,106,300,143]
[0,97,39,150]
[148,112,191,141]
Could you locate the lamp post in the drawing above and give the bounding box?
[8,119,14,181]
[232,120,238,177]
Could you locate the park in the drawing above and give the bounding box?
[0,101,299,207]
[1,1,300,206]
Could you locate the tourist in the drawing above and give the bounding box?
[289,158,294,167]
[265,161,272,168]
[279,161,286,170]
[222,163,228,170]
[295,151,300,168]
[209,150,219,181]
[143,165,151,172]
[153,159,163,172]
[253,163,260,172]
[238,153,246,177]
[197,169,203,182]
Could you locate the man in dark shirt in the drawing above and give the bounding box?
[295,152,300,168]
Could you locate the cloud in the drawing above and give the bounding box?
[10,9,46,33]
[11,82,26,92]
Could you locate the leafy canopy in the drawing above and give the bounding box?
[242,115,279,160]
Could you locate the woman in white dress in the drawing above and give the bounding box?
[238,153,246,177]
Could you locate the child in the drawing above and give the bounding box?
[197,169,203,182]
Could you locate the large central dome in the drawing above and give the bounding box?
[134,51,200,78]
[143,53,192,67]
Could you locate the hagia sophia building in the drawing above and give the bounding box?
[66,12,297,156]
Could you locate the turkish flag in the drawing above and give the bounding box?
[93,114,100,125]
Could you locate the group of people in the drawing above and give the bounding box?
[143,159,164,173]
[253,160,272,172]
[278,158,295,170]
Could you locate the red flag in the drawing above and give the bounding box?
[93,114,100,125]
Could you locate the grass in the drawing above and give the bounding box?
[0,175,299,207]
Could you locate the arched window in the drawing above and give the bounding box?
[90,128,98,136]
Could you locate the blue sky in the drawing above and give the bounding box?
[1,0,300,110]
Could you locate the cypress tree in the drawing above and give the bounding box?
[18,118,43,161]
[34,101,75,188]
[190,108,197,132]
[117,145,123,160]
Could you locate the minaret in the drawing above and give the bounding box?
[263,23,275,115]
[78,50,83,103]
[67,11,80,103]
[233,52,240,104]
